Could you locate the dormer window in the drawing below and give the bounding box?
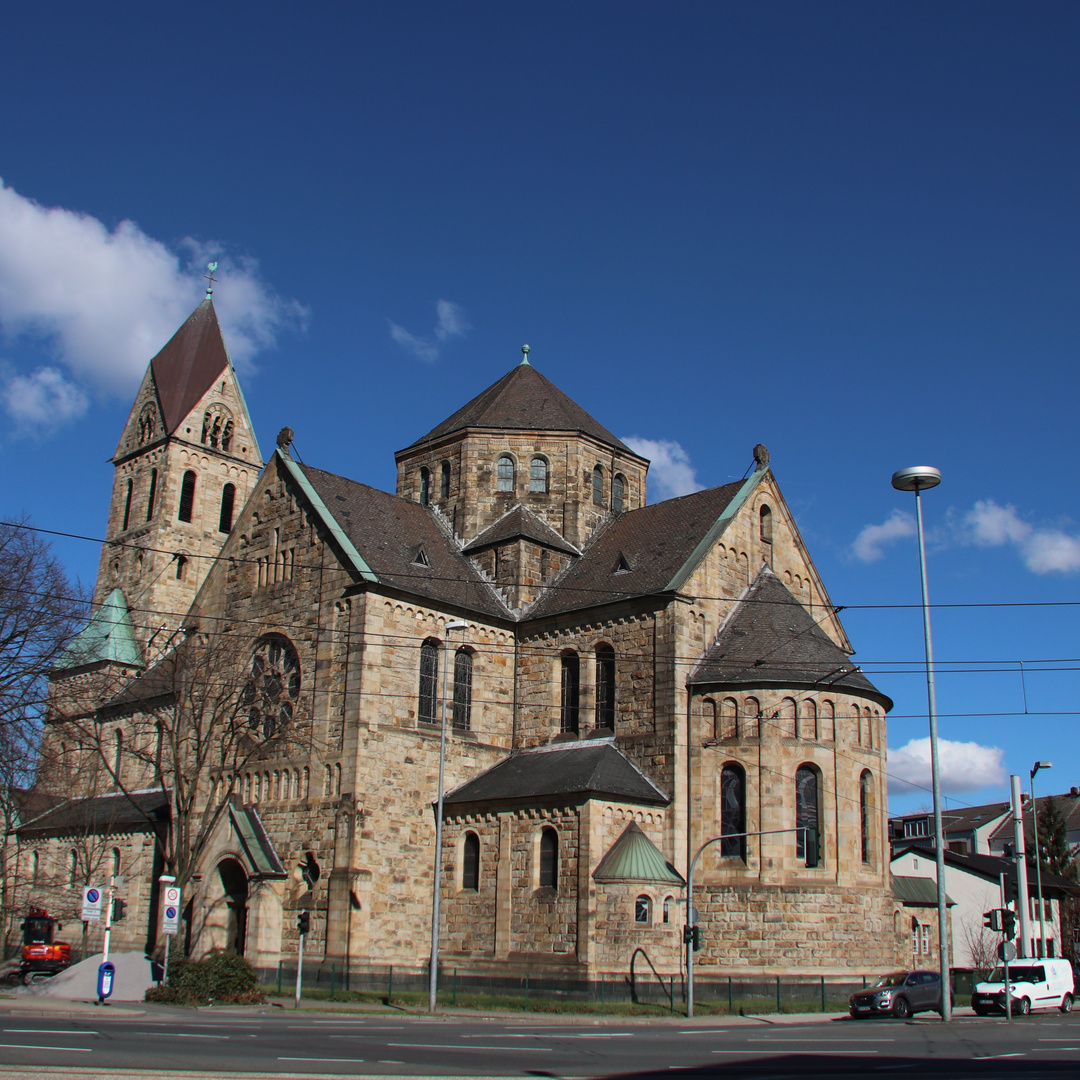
[497,455,515,492]
[530,456,549,493]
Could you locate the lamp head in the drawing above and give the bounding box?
[445,620,468,632]
[891,466,942,492]
[1032,761,1052,778]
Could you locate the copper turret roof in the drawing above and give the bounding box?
[150,299,231,433]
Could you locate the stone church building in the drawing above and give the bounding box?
[13,298,912,986]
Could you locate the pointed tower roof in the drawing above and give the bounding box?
[150,299,232,433]
[55,589,142,670]
[688,568,892,708]
[593,821,685,884]
[403,363,635,453]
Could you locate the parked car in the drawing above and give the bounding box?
[849,970,949,1018]
[971,960,1074,1016]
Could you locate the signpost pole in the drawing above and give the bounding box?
[295,925,305,1009]
[158,876,179,985]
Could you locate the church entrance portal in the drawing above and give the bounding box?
[217,858,249,956]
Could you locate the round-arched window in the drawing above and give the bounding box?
[245,635,301,739]
[635,895,651,924]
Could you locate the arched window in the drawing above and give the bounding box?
[595,645,616,729]
[700,697,717,739]
[175,554,188,580]
[419,467,430,506]
[852,704,863,745]
[31,851,39,884]
[111,848,121,876]
[418,639,439,724]
[137,404,157,445]
[113,729,123,777]
[820,700,835,741]
[243,773,252,802]
[592,465,604,505]
[780,697,797,738]
[303,766,310,798]
[452,648,473,730]
[245,636,301,740]
[743,697,760,738]
[69,849,78,885]
[635,895,651,924]
[122,478,133,531]
[146,468,158,521]
[539,827,559,889]
[663,896,672,924]
[560,651,580,735]
[795,764,821,863]
[530,457,549,493]
[273,771,281,800]
[323,764,333,797]
[335,762,342,795]
[497,455,515,492]
[178,470,196,523]
[219,483,236,533]
[860,770,873,865]
[864,707,874,749]
[613,473,626,513]
[720,698,739,740]
[720,763,747,859]
[462,832,480,891]
[440,461,451,499]
[759,504,772,543]
[799,699,817,741]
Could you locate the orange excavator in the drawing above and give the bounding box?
[18,907,71,984]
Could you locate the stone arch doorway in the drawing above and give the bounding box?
[218,858,249,956]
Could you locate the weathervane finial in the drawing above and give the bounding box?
[204,261,219,299]
[520,343,530,366]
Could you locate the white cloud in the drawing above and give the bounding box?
[390,299,470,362]
[888,736,1006,796]
[0,179,304,429]
[621,437,702,501]
[962,500,1080,575]
[851,509,916,562]
[2,367,88,431]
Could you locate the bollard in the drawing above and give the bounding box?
[277,961,283,996]
[670,975,675,1014]
[820,975,826,1012]
[728,975,733,1014]
[776,975,781,1015]
[387,965,393,1005]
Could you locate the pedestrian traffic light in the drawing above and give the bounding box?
[804,827,822,868]
[297,910,310,935]
[112,898,126,921]
[1001,910,1016,939]
[983,909,1002,932]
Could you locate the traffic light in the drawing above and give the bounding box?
[297,910,310,936]
[804,827,823,868]
[983,909,1002,932]
[692,926,703,952]
[1001,910,1016,939]
[1003,873,1017,906]
[112,898,126,921]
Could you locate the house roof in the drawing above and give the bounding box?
[891,875,956,907]
[988,792,1080,847]
[150,299,232,433]
[893,845,1080,898]
[529,481,746,618]
[444,739,669,807]
[593,821,684,884]
[54,589,142,671]
[16,789,170,838]
[402,363,636,454]
[891,803,1011,837]
[295,461,511,620]
[462,504,580,556]
[687,568,891,708]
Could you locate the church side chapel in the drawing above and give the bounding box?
[15,297,910,986]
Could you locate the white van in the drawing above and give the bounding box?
[972,959,1074,1016]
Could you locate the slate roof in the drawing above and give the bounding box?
[403,363,635,454]
[55,589,142,670]
[687,568,892,708]
[463,505,580,556]
[150,299,231,433]
[593,821,684,884]
[988,793,1080,847]
[444,740,669,807]
[297,463,511,619]
[16,789,170,838]
[891,875,955,906]
[529,482,745,618]
[893,845,1080,899]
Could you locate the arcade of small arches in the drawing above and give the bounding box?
[697,694,882,747]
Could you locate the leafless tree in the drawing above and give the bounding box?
[961,916,998,975]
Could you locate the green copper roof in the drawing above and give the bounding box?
[56,589,142,670]
[593,821,685,884]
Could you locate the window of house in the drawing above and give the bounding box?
[418,639,439,723]
[530,456,548,493]
[178,470,196,522]
[912,921,921,954]
[122,478,133,531]
[904,818,931,839]
[560,651,580,735]
[453,648,473,730]
[462,832,480,891]
[497,455,514,492]
[539,827,559,889]
[635,895,651,924]
[860,770,872,865]
[795,764,820,862]
[440,461,451,499]
[595,645,615,729]
[219,483,236,533]
[419,467,430,507]
[720,763,747,859]
[921,924,931,955]
[613,473,626,513]
[759,504,772,543]
[146,468,158,521]
[592,465,604,505]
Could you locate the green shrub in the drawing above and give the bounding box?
[146,951,264,1005]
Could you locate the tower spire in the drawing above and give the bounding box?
[204,261,219,299]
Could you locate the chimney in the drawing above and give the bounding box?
[1071,786,1079,797]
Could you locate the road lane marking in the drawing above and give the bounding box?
[713,1050,879,1055]
[3,1030,97,1035]
[459,1032,634,1039]
[378,1060,406,1064]
[387,1042,553,1051]
[0,1043,92,1052]
[680,1029,730,1034]
[747,1038,892,1042]
[279,1056,365,1063]
[173,1032,230,1038]
[973,1053,1025,1059]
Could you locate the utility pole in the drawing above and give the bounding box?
[1010,775,1031,957]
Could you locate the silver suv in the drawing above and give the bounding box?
[849,970,947,1019]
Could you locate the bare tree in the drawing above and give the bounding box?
[961,916,998,975]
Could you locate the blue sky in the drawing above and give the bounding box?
[2,2,1077,813]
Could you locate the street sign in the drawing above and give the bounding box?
[160,885,181,935]
[998,940,1017,962]
[81,885,102,922]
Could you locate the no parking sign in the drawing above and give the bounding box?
[160,885,181,936]
[81,885,102,922]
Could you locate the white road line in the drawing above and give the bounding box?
[2,1029,97,1035]
[972,1053,1026,1060]
[173,1032,230,1038]
[387,1042,554,1052]
[1035,1046,1080,1051]
[459,1032,634,1039]
[679,1029,730,1034]
[278,1056,365,1063]
[0,1043,93,1053]
[747,1038,892,1042]
[713,1050,879,1055]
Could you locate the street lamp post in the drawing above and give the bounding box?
[891,465,950,1022]
[1030,761,1052,958]
[428,619,469,1014]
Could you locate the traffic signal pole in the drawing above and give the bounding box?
[295,911,309,1009]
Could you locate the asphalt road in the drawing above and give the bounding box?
[1,1008,1080,1079]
